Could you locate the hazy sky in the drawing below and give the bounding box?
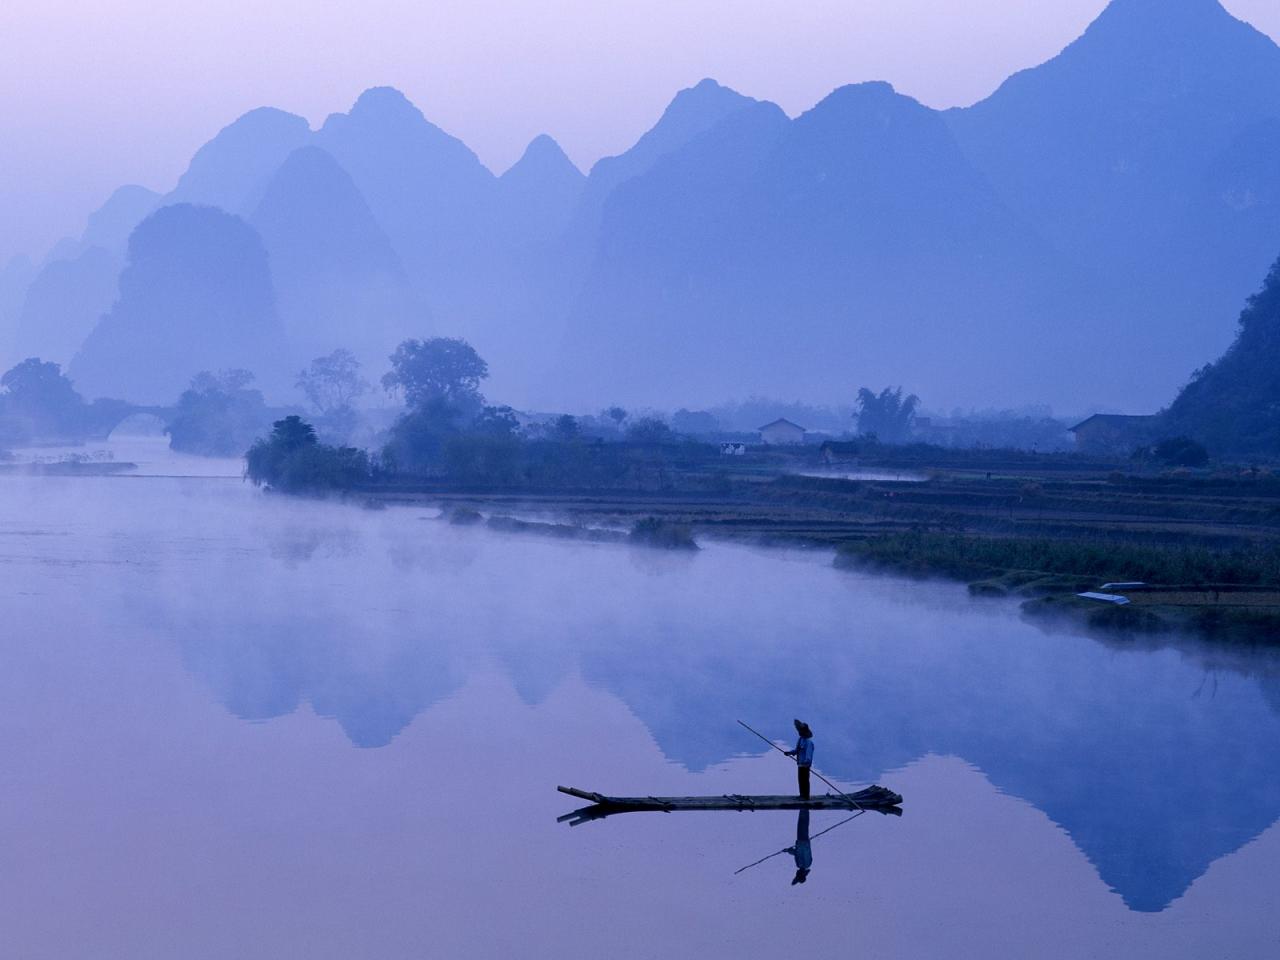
[2,0,1277,263]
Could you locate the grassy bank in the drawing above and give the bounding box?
[834,532,1280,587]
[836,532,1280,642]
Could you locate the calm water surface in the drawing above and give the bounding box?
[2,439,1278,958]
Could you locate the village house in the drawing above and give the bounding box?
[1069,414,1159,454]
[758,418,807,445]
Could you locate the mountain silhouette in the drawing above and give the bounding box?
[545,0,1280,411]
[559,78,762,267]
[70,204,288,402]
[23,0,1280,414]
[525,79,767,400]
[1164,253,1280,453]
[1,186,158,371]
[556,81,1060,407]
[316,87,497,315]
[949,0,1280,251]
[462,135,588,397]
[82,185,161,256]
[499,134,584,241]
[0,254,37,369]
[947,0,1280,398]
[168,107,312,214]
[13,246,121,366]
[587,78,758,204]
[249,145,425,369]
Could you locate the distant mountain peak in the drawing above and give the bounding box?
[663,77,756,123]
[321,86,488,174]
[1099,0,1230,21]
[588,78,758,186]
[1068,0,1279,61]
[214,106,313,142]
[811,81,907,110]
[168,106,312,213]
[801,82,939,136]
[958,0,1280,120]
[82,184,160,255]
[347,86,426,124]
[503,134,582,182]
[523,133,570,161]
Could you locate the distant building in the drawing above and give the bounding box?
[1069,414,1159,454]
[758,418,807,445]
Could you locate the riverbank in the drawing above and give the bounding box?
[833,531,1280,643]
[352,459,1280,643]
[0,459,138,476]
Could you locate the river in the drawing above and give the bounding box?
[1,437,1278,958]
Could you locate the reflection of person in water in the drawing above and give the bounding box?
[784,719,815,799]
[786,808,813,885]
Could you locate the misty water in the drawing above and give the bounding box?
[3,437,1279,959]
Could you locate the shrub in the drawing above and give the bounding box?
[835,532,1280,587]
[1153,436,1210,468]
[168,370,271,456]
[245,415,371,493]
[626,417,675,445]
[629,516,699,550]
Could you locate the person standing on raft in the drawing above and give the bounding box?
[784,720,815,799]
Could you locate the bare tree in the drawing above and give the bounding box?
[297,349,369,416]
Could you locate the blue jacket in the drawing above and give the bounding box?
[794,736,814,767]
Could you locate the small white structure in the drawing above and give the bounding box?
[757,418,807,446]
[719,442,747,456]
[1077,592,1131,606]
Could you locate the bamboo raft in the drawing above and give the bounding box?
[557,784,903,825]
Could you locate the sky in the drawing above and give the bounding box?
[2,0,1278,264]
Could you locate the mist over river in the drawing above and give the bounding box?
[2,438,1278,958]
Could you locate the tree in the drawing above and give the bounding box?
[269,414,318,451]
[606,406,628,428]
[382,338,488,412]
[192,368,254,393]
[0,357,86,438]
[1153,436,1210,468]
[246,415,370,493]
[552,414,580,441]
[855,387,920,444]
[626,416,675,444]
[1165,254,1280,455]
[472,405,520,438]
[166,369,270,456]
[672,409,720,436]
[382,397,463,472]
[297,349,369,416]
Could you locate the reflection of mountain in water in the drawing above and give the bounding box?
[137,517,469,748]
[165,522,1280,914]
[569,622,1280,914]
[175,616,464,748]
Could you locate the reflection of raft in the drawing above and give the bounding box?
[557,784,903,825]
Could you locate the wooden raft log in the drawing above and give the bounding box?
[556,784,903,825]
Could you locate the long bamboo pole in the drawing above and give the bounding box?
[733,810,864,875]
[736,719,863,811]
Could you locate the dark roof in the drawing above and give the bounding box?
[1069,414,1158,432]
[757,418,806,432]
